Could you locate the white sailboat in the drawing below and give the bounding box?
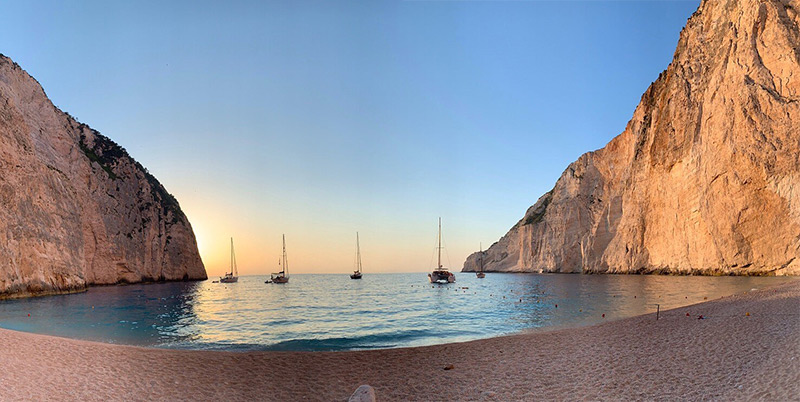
[476,242,486,278]
[350,232,363,279]
[267,234,290,284]
[219,237,238,283]
[428,218,455,284]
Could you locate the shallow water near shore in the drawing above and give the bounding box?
[0,273,792,351]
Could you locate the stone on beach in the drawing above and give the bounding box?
[349,385,376,402]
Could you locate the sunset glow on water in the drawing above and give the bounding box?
[0,274,790,351]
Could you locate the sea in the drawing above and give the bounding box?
[0,273,791,351]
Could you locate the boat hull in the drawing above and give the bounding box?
[270,276,289,284]
[428,270,455,283]
[476,272,485,278]
[219,275,238,283]
[350,273,362,279]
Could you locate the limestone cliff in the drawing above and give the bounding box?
[464,0,800,276]
[0,54,207,298]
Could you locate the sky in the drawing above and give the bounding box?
[0,0,700,276]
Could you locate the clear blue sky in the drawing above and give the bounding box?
[0,0,700,275]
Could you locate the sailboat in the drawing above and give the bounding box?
[476,242,486,278]
[267,234,290,284]
[219,237,239,283]
[428,218,455,284]
[350,232,363,279]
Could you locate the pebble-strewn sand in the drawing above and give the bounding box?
[1,280,798,401]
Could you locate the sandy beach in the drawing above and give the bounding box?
[1,280,798,402]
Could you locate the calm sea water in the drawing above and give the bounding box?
[0,273,791,351]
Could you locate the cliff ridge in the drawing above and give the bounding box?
[0,54,207,298]
[464,0,800,276]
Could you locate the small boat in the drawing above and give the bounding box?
[267,234,290,284]
[219,237,239,283]
[476,242,486,278]
[350,232,363,279]
[428,218,455,284]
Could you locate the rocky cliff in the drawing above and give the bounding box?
[464,0,800,276]
[0,55,207,298]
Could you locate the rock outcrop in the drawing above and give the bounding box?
[0,54,206,298]
[464,0,800,276]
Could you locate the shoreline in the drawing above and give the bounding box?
[1,274,785,354]
[0,277,208,301]
[1,279,798,400]
[460,269,791,277]
[0,286,88,301]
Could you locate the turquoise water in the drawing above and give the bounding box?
[0,273,791,351]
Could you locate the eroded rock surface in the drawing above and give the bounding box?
[0,54,206,297]
[464,0,800,276]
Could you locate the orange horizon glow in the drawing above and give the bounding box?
[195,230,470,277]
[184,196,492,277]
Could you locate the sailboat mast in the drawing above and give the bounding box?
[356,232,362,273]
[234,238,239,276]
[230,237,234,276]
[282,234,288,275]
[438,217,442,269]
[479,242,483,273]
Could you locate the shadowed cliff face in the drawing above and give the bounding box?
[0,55,207,298]
[464,0,800,276]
